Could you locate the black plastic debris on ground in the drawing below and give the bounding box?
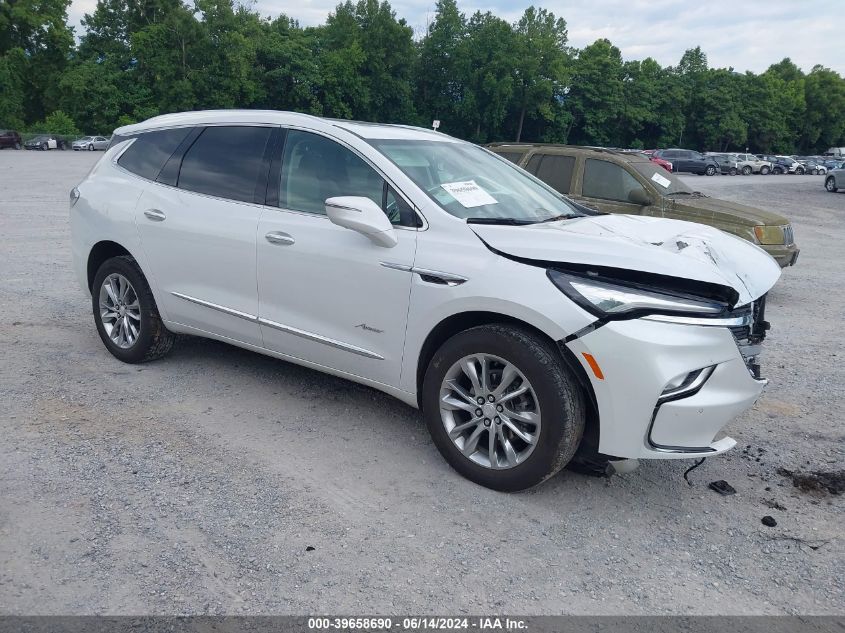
[778,468,845,495]
[761,516,777,527]
[708,480,736,496]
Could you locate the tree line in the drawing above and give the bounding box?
[2,0,844,153]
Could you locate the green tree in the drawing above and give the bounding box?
[31,110,80,135]
[566,38,623,146]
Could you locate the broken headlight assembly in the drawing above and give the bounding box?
[547,270,729,319]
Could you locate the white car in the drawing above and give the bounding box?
[72,136,110,151]
[70,110,781,491]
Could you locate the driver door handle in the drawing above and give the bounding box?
[144,209,166,222]
[265,231,295,246]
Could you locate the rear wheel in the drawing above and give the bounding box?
[729,167,737,176]
[826,176,838,192]
[14,142,21,150]
[92,256,175,363]
[88,143,94,151]
[742,165,752,175]
[760,166,770,175]
[422,325,585,491]
[796,167,805,175]
[773,166,783,175]
[40,142,47,151]
[705,165,716,176]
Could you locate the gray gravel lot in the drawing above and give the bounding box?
[0,150,842,615]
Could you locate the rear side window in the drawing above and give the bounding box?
[531,154,575,194]
[496,151,525,164]
[117,128,192,180]
[178,126,273,203]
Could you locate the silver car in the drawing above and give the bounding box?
[825,166,844,192]
[72,136,110,151]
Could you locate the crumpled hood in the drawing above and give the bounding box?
[471,214,781,306]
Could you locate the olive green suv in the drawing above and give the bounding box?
[488,144,799,267]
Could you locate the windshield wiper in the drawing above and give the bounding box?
[667,191,704,197]
[466,217,536,226]
[537,213,577,223]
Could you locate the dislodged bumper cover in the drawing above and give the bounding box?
[470,214,781,306]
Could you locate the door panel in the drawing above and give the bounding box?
[257,210,416,386]
[135,184,262,346]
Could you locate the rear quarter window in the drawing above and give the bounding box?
[116,128,192,181]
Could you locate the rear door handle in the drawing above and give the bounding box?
[144,209,166,222]
[265,231,295,246]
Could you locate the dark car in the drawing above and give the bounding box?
[758,155,802,175]
[652,149,719,175]
[707,153,739,175]
[0,129,22,150]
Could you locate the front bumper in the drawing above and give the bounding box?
[566,317,767,459]
[763,242,800,267]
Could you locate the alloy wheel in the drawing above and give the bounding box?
[439,353,541,470]
[98,273,142,349]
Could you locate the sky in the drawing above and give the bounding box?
[66,0,844,75]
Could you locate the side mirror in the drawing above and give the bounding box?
[628,188,652,206]
[325,196,398,248]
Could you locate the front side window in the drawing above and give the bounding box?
[177,126,272,203]
[279,130,416,226]
[118,127,192,181]
[582,159,647,203]
[368,139,580,222]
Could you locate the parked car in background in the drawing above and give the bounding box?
[24,135,64,150]
[70,110,784,491]
[488,144,799,267]
[652,149,718,176]
[618,149,672,173]
[824,147,845,157]
[706,153,739,175]
[731,153,772,175]
[821,158,845,171]
[72,136,110,151]
[759,155,803,174]
[0,129,22,150]
[825,165,844,192]
[793,157,826,175]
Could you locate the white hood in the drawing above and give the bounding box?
[470,214,781,306]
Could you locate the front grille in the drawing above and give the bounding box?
[783,225,794,245]
[729,295,769,379]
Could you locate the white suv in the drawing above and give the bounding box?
[70,110,781,491]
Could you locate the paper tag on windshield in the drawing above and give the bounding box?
[651,172,671,188]
[440,180,498,208]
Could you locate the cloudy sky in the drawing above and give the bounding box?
[67,0,843,75]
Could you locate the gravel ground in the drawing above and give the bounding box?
[0,151,842,615]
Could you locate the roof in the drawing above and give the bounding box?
[114,109,456,142]
[487,143,651,163]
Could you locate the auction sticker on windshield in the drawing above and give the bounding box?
[441,180,498,208]
[651,172,671,188]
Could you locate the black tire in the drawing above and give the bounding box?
[705,165,716,176]
[826,176,838,192]
[729,167,737,176]
[773,166,783,175]
[88,143,94,151]
[742,165,752,176]
[14,142,21,150]
[795,167,804,175]
[760,166,770,175]
[41,142,47,151]
[422,324,585,491]
[92,255,175,363]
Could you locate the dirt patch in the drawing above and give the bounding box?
[778,468,845,495]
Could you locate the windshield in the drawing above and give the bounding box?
[367,139,580,222]
[78,136,92,141]
[630,161,693,195]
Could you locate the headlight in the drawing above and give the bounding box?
[753,225,787,245]
[547,270,727,318]
[70,187,80,207]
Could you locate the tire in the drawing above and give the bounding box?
[773,167,783,175]
[705,165,716,176]
[422,324,585,491]
[41,142,47,151]
[760,166,770,175]
[742,165,752,176]
[826,177,838,192]
[729,167,737,176]
[811,168,818,175]
[14,142,21,150]
[796,167,804,175]
[88,144,94,151]
[92,255,175,363]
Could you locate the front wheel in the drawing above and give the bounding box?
[422,325,585,491]
[773,167,783,174]
[41,142,48,151]
[796,167,804,175]
[92,256,175,363]
[729,167,737,176]
[705,165,716,176]
[826,177,838,192]
[14,142,21,150]
[760,166,770,175]
[88,144,94,151]
[742,166,752,176]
